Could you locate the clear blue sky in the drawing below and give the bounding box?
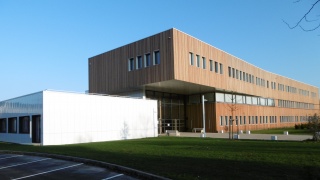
[0,0,319,101]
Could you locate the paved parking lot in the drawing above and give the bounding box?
[0,153,137,180]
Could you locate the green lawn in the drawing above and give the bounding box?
[1,137,320,179]
[251,127,313,135]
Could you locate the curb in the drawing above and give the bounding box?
[0,150,171,180]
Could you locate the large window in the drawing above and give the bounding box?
[0,118,6,133]
[144,53,151,67]
[153,50,160,65]
[8,117,17,133]
[189,52,194,65]
[216,93,225,102]
[19,116,30,134]
[137,56,143,69]
[128,58,134,71]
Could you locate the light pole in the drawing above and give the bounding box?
[202,95,206,138]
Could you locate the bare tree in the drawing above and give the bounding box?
[224,92,240,140]
[283,0,320,32]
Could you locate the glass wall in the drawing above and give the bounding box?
[146,90,186,133]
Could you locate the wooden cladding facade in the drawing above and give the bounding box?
[89,28,319,132]
[171,29,318,105]
[89,29,174,94]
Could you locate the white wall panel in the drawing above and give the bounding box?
[42,90,157,145]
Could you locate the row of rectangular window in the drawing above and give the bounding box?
[278,83,297,94]
[226,66,317,99]
[216,93,275,106]
[128,50,160,71]
[227,66,277,90]
[0,116,30,134]
[298,89,310,96]
[278,100,314,109]
[311,92,317,98]
[279,116,308,123]
[219,116,278,126]
[189,52,224,74]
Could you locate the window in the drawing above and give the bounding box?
[136,56,142,69]
[153,50,160,65]
[246,96,252,104]
[244,116,246,124]
[189,52,194,65]
[236,69,239,79]
[202,57,206,69]
[220,116,223,126]
[128,58,134,71]
[246,73,249,82]
[252,75,254,84]
[225,94,235,103]
[216,93,225,102]
[8,117,17,133]
[243,72,246,81]
[225,116,228,125]
[252,97,258,105]
[232,68,235,78]
[0,118,6,133]
[228,67,231,77]
[219,63,223,74]
[239,71,242,80]
[267,81,269,88]
[209,60,213,71]
[19,116,30,134]
[215,61,219,73]
[260,98,266,106]
[249,74,252,83]
[196,55,200,67]
[144,53,151,67]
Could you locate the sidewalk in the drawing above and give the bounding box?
[177,132,313,141]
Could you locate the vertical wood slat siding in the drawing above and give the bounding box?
[89,29,174,94]
[172,29,318,106]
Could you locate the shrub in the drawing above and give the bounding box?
[294,124,300,129]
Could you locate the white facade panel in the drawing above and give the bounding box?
[42,90,157,145]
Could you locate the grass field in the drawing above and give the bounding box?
[251,127,313,135]
[1,137,320,179]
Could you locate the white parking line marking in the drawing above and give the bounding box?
[0,158,51,170]
[102,174,124,180]
[12,163,83,180]
[0,155,23,160]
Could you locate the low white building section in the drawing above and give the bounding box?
[0,90,158,146]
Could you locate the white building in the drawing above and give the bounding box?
[0,90,158,146]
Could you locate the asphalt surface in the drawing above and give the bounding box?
[0,153,137,180]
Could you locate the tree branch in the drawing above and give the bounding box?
[299,23,320,31]
[284,0,320,31]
